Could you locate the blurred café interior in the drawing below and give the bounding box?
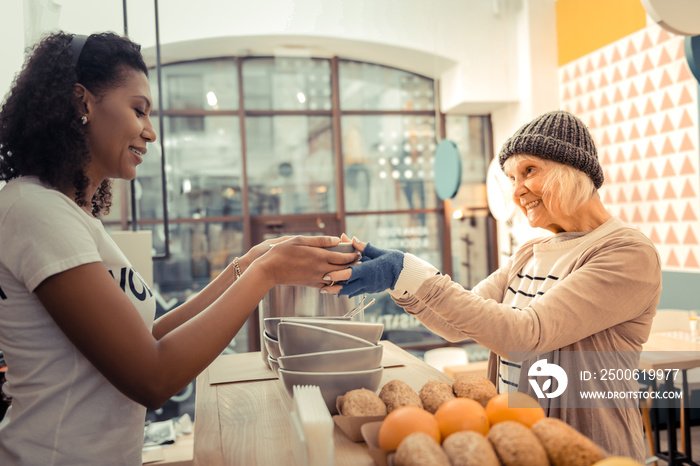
[3,0,700,462]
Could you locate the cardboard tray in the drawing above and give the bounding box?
[332,395,386,442]
[360,421,395,466]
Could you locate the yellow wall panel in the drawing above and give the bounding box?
[556,0,647,65]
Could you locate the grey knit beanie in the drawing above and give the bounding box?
[498,110,604,189]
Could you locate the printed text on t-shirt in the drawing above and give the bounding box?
[108,267,152,301]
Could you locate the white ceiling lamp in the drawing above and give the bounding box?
[486,157,515,222]
[641,0,700,35]
[206,91,218,108]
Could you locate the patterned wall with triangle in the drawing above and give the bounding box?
[559,22,699,272]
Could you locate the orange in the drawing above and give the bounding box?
[377,406,441,451]
[434,397,490,439]
[485,392,545,428]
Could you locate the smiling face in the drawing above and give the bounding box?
[82,67,156,184]
[505,155,565,233]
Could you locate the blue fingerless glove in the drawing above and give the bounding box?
[338,243,405,298]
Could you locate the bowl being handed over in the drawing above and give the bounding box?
[324,242,357,253]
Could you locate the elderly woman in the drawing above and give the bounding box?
[324,110,662,460]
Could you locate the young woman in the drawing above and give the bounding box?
[0,32,357,464]
[325,111,662,461]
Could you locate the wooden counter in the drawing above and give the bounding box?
[193,341,453,466]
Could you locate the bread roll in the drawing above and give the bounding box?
[452,375,497,407]
[394,432,451,466]
[341,388,387,416]
[419,380,455,414]
[379,380,423,413]
[442,430,500,466]
[487,420,549,466]
[531,417,607,466]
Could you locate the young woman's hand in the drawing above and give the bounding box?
[253,235,360,288]
[237,236,293,274]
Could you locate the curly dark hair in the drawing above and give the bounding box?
[0,31,148,216]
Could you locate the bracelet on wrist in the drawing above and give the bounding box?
[233,257,242,281]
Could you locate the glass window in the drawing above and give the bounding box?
[136,115,243,223]
[342,115,438,212]
[443,115,494,289]
[346,212,443,273]
[339,61,435,111]
[445,115,490,210]
[242,58,332,111]
[132,135,167,223]
[148,220,244,304]
[245,116,336,215]
[450,213,492,289]
[150,59,239,111]
[143,218,249,341]
[127,59,494,357]
[113,55,496,423]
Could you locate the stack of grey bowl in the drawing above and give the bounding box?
[263,317,384,414]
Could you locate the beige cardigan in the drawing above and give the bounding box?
[391,217,662,461]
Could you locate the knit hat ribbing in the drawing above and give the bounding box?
[498,110,604,189]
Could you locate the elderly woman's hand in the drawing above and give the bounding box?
[321,236,405,297]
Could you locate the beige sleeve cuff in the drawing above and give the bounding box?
[388,253,440,298]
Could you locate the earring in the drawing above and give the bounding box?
[80,115,88,125]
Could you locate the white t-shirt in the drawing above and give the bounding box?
[0,177,156,465]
